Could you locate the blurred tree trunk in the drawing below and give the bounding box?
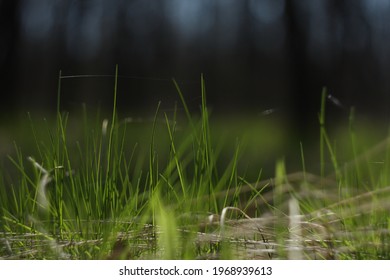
[0,0,19,116]
[284,0,314,140]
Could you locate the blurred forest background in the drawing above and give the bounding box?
[1,0,390,172]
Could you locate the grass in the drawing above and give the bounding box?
[1,67,390,259]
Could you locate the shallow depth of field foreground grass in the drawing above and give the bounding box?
[1,70,390,259]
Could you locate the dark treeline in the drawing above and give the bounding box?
[1,0,390,134]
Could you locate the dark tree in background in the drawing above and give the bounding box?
[1,0,390,132]
[284,0,312,138]
[0,0,19,117]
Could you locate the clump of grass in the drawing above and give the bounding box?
[0,68,246,259]
[1,69,390,259]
